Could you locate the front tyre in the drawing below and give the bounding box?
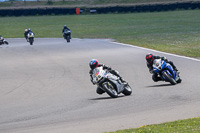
[4,41,8,45]
[177,78,182,83]
[163,71,176,85]
[122,84,132,96]
[102,82,118,98]
[29,38,34,45]
[67,36,70,43]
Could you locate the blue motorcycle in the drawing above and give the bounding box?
[153,59,182,85]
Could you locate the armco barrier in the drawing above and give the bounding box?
[0,1,199,16]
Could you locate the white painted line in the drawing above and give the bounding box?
[111,41,200,62]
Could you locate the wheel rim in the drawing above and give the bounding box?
[107,84,117,95]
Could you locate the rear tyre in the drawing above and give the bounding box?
[122,84,132,96]
[102,82,118,98]
[177,78,182,83]
[163,71,176,85]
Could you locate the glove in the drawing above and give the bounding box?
[149,70,153,74]
[114,70,119,75]
[107,67,112,71]
[90,78,95,85]
[89,70,93,75]
[162,56,168,61]
[91,80,95,85]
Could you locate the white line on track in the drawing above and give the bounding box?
[112,41,200,62]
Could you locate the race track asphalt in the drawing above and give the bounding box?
[0,38,200,133]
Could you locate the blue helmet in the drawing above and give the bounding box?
[89,59,99,69]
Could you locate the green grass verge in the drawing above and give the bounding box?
[0,10,200,57]
[105,117,200,133]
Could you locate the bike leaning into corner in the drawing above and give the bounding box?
[91,66,132,98]
[0,35,8,45]
[153,59,182,85]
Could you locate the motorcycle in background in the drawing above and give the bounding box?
[153,59,182,85]
[0,36,9,45]
[27,32,34,45]
[91,66,132,98]
[63,29,71,43]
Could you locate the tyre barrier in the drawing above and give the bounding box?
[0,1,199,16]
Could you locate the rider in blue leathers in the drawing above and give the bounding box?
[145,53,178,82]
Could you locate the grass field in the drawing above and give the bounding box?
[105,117,200,133]
[0,10,200,57]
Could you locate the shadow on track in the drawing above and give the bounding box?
[89,95,124,101]
[146,83,173,88]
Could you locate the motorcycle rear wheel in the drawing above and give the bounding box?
[177,78,182,83]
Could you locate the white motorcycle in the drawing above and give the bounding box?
[27,32,34,45]
[92,67,132,98]
[0,36,8,45]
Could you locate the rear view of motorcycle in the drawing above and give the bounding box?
[63,29,71,43]
[27,32,34,45]
[91,67,132,98]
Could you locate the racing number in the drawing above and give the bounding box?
[96,75,101,81]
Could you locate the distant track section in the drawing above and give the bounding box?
[0,1,200,16]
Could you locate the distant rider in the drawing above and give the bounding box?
[145,53,178,82]
[89,59,126,94]
[24,28,34,42]
[0,35,8,45]
[62,25,71,39]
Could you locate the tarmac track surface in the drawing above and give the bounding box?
[0,38,200,133]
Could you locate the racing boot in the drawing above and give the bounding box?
[119,77,127,85]
[174,67,178,72]
[96,87,105,95]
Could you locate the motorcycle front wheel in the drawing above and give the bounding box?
[67,36,70,43]
[102,82,118,98]
[122,84,132,96]
[29,38,33,45]
[163,71,176,85]
[4,41,8,45]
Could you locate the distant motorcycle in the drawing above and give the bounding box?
[27,32,34,45]
[63,29,71,43]
[0,36,9,45]
[91,66,132,98]
[153,59,182,85]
